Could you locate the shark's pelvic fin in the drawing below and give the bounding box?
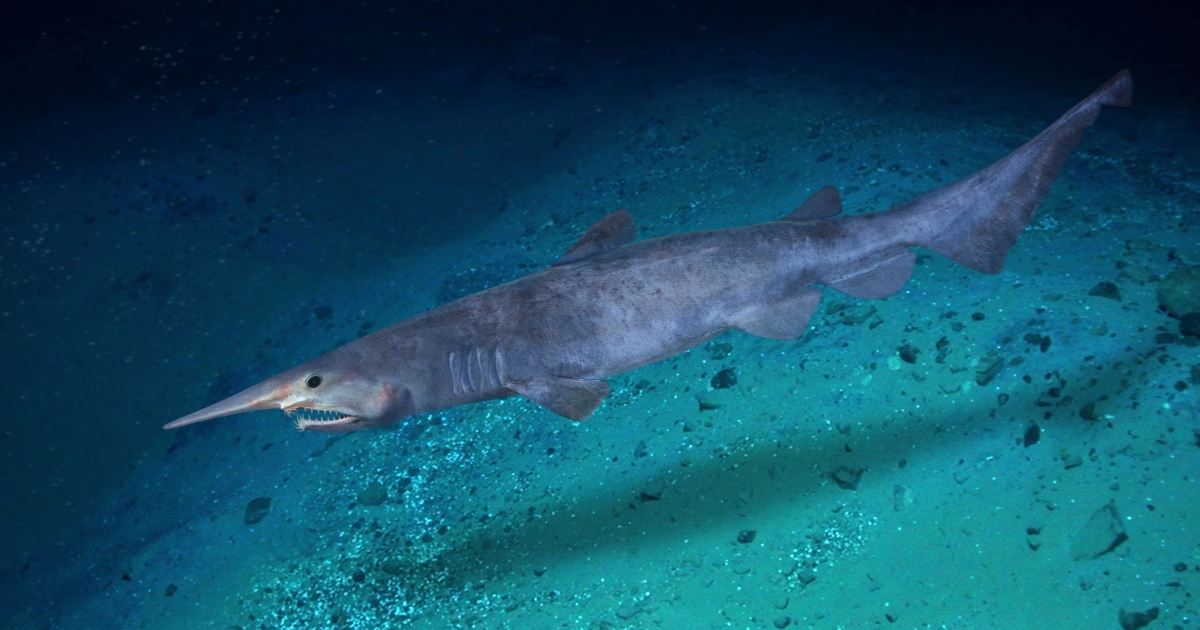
[553,209,637,266]
[781,185,843,221]
[507,374,611,421]
[730,286,823,340]
[827,250,916,300]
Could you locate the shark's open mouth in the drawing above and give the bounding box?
[288,407,358,431]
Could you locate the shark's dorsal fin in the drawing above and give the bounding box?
[781,185,842,221]
[552,210,636,266]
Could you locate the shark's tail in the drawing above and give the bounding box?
[907,70,1132,274]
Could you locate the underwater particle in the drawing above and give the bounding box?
[830,466,864,490]
[165,583,178,597]
[1071,502,1128,560]
[1180,312,1200,337]
[357,482,387,506]
[711,367,737,389]
[897,343,919,364]
[1157,265,1200,318]
[737,530,757,544]
[1118,607,1159,630]
[1023,422,1041,447]
[244,497,272,525]
[1088,281,1122,301]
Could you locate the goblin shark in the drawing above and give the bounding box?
[166,71,1131,434]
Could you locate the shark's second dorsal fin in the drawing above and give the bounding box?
[552,209,636,266]
[781,185,842,221]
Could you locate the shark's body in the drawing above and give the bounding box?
[166,70,1132,433]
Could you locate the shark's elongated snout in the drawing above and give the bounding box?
[163,378,292,429]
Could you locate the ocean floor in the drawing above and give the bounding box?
[2,28,1198,630]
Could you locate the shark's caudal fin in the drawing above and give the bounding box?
[909,70,1132,274]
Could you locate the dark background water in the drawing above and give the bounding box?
[1,0,1197,615]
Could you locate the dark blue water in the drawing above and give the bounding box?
[2,1,1197,628]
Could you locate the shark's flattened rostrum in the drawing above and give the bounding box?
[166,71,1132,434]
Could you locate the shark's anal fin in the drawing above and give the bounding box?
[827,250,915,300]
[552,210,636,266]
[507,375,610,421]
[781,185,842,221]
[731,287,823,340]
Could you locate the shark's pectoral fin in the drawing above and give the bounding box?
[827,250,915,300]
[507,375,610,421]
[553,209,637,266]
[731,287,822,340]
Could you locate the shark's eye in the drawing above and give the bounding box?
[306,375,323,388]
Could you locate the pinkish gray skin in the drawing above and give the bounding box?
[165,70,1131,434]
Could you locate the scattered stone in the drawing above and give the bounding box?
[976,351,1003,386]
[697,392,726,411]
[892,485,913,511]
[313,305,334,321]
[1157,265,1200,318]
[165,583,178,597]
[897,343,920,364]
[357,482,387,506]
[1062,452,1083,469]
[831,466,864,490]
[615,604,644,620]
[1156,332,1180,345]
[737,530,757,544]
[633,440,649,458]
[1118,607,1159,630]
[708,341,733,360]
[244,497,272,525]
[1088,281,1122,301]
[1023,422,1040,447]
[352,569,366,583]
[1079,401,1099,421]
[380,559,404,575]
[794,566,817,584]
[1174,562,1188,572]
[773,616,792,629]
[1071,502,1128,560]
[711,368,737,389]
[1181,312,1200,337]
[1027,538,1041,551]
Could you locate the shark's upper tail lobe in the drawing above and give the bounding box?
[904,70,1132,274]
